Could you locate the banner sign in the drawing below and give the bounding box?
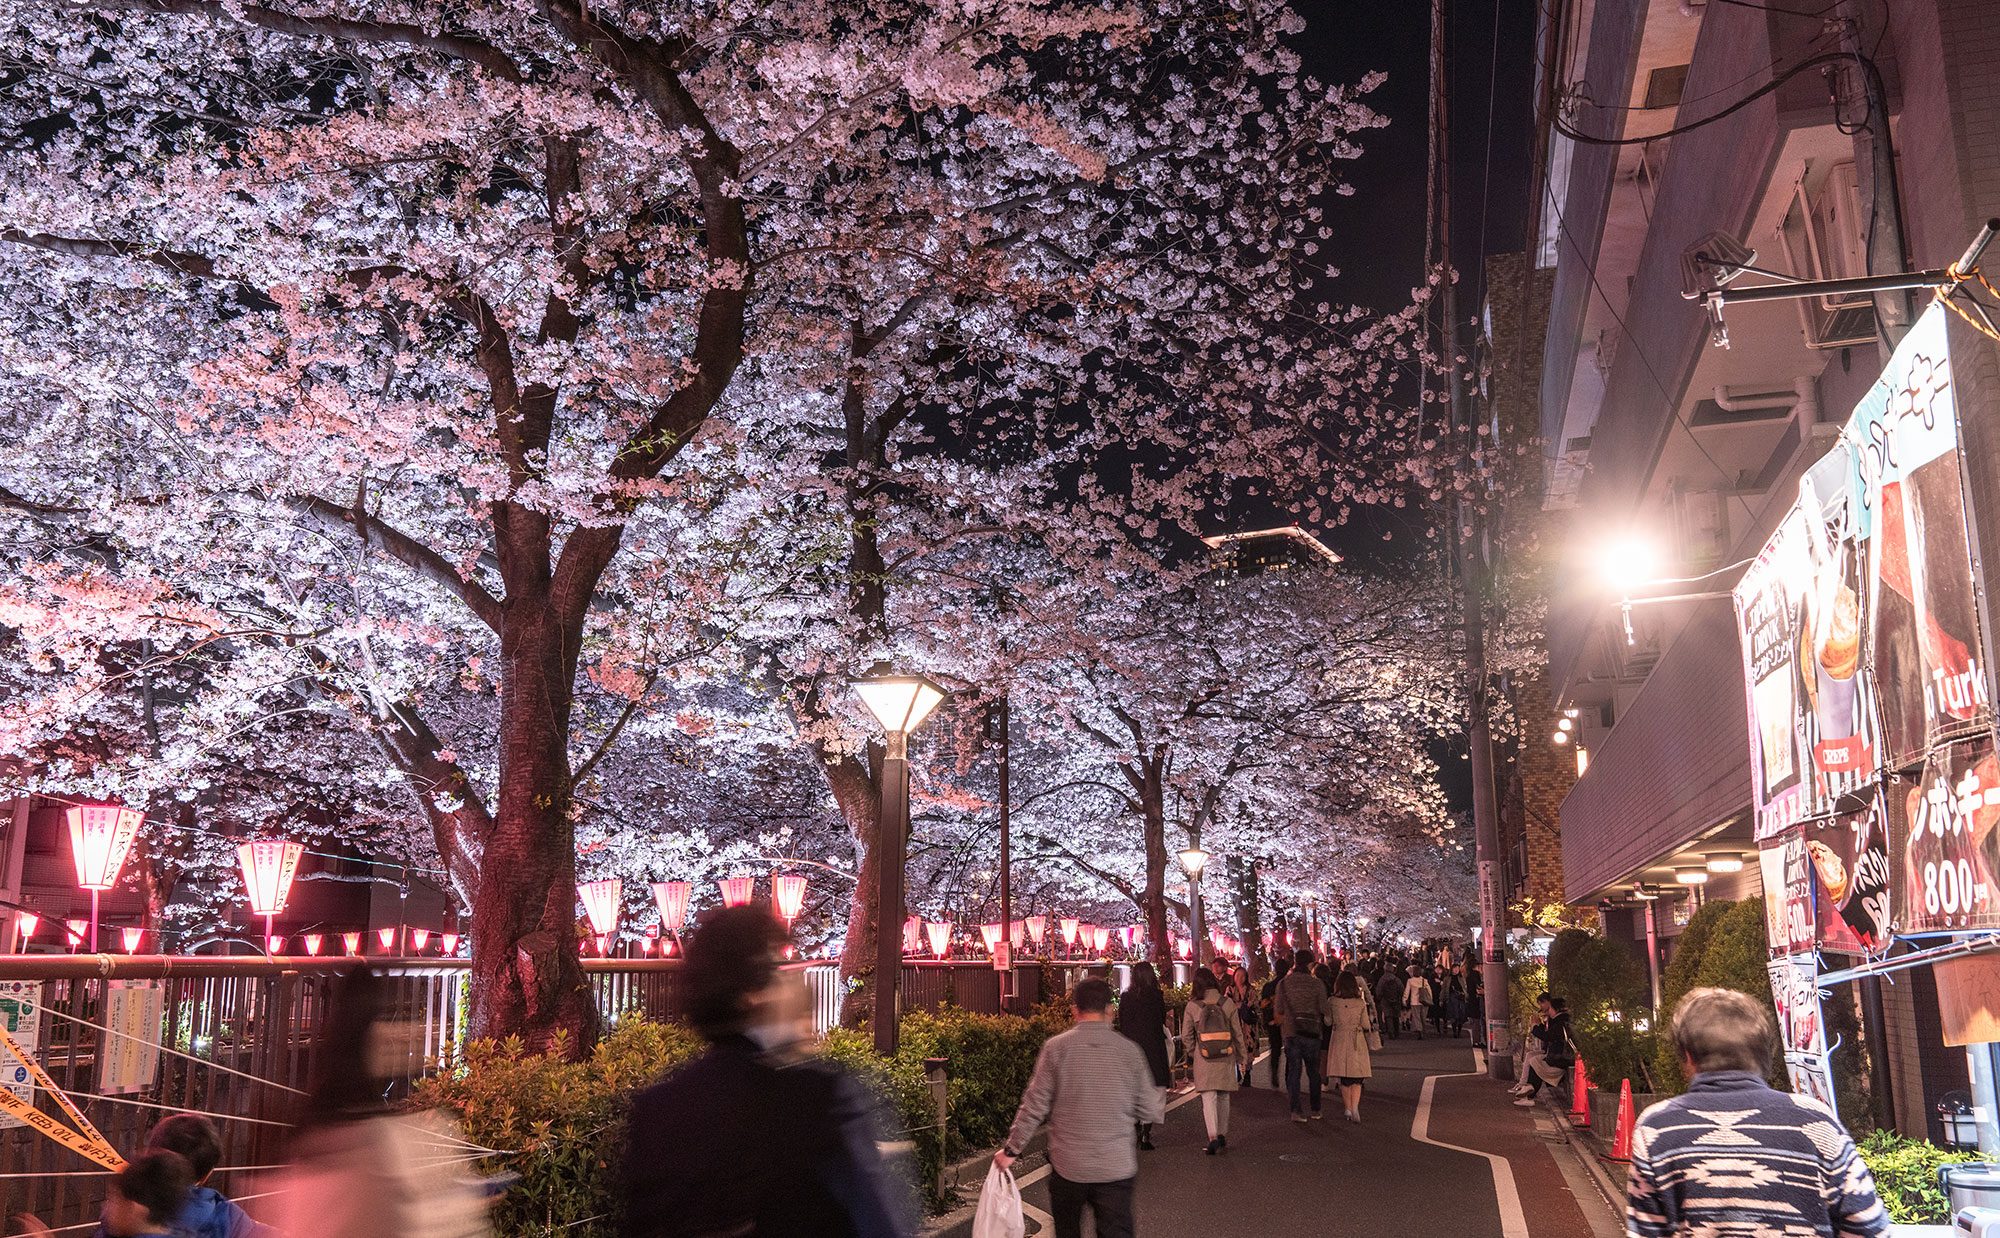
[1737,509,1814,840]
[1897,736,2000,933]
[1807,796,1892,954]
[1762,831,1817,959]
[0,980,38,1130]
[1851,307,1991,767]
[1768,956,1836,1109]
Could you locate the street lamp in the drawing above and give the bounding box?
[851,668,948,1055]
[66,802,142,953]
[1179,846,1210,965]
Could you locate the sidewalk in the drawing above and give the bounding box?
[929,1035,1622,1238]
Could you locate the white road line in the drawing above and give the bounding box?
[1411,1071,1530,1238]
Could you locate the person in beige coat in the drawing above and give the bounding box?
[1179,970,1251,1154]
[1322,971,1374,1123]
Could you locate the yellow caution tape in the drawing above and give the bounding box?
[0,1019,125,1169]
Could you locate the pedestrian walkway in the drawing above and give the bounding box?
[996,1036,1619,1237]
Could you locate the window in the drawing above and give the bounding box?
[1644,64,1690,111]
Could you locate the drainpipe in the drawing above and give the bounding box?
[1644,899,1663,1012]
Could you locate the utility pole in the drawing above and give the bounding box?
[1433,0,1511,1076]
[995,694,1012,1012]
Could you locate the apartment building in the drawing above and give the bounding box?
[1532,0,2000,1138]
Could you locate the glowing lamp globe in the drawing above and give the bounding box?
[773,873,808,924]
[652,881,692,934]
[1177,846,1210,879]
[980,923,1003,953]
[1059,917,1080,946]
[121,927,143,953]
[341,932,361,955]
[267,936,285,955]
[303,934,323,956]
[719,876,755,908]
[377,926,398,952]
[410,929,431,952]
[15,911,38,941]
[579,879,624,936]
[1025,915,1046,945]
[926,921,952,957]
[851,672,948,735]
[1090,925,1110,952]
[441,933,460,955]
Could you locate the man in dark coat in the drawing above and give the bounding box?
[1111,961,1170,1148]
[619,905,911,1238]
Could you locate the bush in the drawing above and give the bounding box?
[1858,1130,1983,1224]
[1652,900,1731,1093]
[1547,928,1653,1089]
[413,1017,705,1237]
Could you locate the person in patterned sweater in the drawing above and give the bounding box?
[1626,987,1888,1238]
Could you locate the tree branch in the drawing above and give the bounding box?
[78,0,524,81]
[292,494,505,630]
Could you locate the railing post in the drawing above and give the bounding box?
[924,1056,949,1199]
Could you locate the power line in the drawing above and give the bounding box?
[1554,51,1854,146]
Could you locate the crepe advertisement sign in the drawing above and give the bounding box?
[1735,508,1813,839]
[1797,441,1878,806]
[1761,830,1816,959]
[1850,303,1990,768]
[1805,796,1891,955]
[1767,955,1835,1111]
[1897,735,2000,934]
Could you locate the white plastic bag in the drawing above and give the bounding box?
[972,1162,1025,1238]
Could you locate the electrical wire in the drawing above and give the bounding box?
[1554,51,1855,146]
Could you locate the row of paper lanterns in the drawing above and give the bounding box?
[574,872,810,954]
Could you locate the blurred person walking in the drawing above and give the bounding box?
[1179,971,1249,1154]
[997,978,1162,1238]
[1401,966,1433,1039]
[1257,958,1292,1087]
[268,968,495,1238]
[620,904,910,1237]
[1373,966,1403,1041]
[1113,961,1171,1150]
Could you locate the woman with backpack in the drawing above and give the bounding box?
[1322,971,1373,1123]
[1114,961,1172,1149]
[1179,970,1250,1154]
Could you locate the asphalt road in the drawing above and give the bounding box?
[1003,1033,1609,1238]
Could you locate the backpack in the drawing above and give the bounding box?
[1283,977,1324,1038]
[1197,1001,1236,1060]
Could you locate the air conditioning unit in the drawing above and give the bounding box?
[1778,161,1876,348]
[1669,484,1730,568]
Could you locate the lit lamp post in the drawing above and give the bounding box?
[66,802,142,953]
[1179,845,1210,967]
[236,838,305,954]
[579,878,623,956]
[851,669,947,1055]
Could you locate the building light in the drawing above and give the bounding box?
[1575,747,1591,777]
[1704,852,1746,873]
[1674,867,1709,885]
[1552,730,1570,744]
[1557,717,1574,732]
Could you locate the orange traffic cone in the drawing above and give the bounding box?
[1569,1058,1592,1128]
[1606,1078,1636,1162]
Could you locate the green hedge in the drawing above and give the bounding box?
[1858,1130,1983,1224]
[419,1006,1073,1234]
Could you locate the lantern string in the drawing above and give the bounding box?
[37,1004,311,1095]
[18,788,450,879]
[61,1088,294,1127]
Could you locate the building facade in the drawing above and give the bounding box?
[1531,0,2000,1139]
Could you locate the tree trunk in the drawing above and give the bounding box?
[825,750,883,1029]
[467,604,597,1052]
[1135,756,1170,967]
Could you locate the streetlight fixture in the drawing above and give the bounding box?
[1179,845,1210,966]
[851,668,948,1055]
[66,802,142,952]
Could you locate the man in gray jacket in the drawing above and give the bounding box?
[996,978,1163,1238]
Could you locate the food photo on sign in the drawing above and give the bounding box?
[1895,735,2000,934]
[1805,797,1892,955]
[1736,510,1813,840]
[1797,444,1879,808]
[1852,306,1991,766]
[1760,831,1818,959]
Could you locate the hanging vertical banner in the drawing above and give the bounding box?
[1805,795,1892,955]
[1761,831,1817,959]
[1797,441,1879,809]
[1852,304,1990,768]
[1767,955,1836,1109]
[0,980,39,1130]
[1736,509,1814,839]
[1897,735,2000,933]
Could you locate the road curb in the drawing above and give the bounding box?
[1541,1094,1626,1216]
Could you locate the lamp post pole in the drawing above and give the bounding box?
[996,694,1012,1013]
[875,728,910,1056]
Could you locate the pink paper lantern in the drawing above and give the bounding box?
[1059,918,1079,946]
[15,911,38,941]
[595,934,611,956]
[377,926,398,952]
[651,881,692,934]
[926,921,952,957]
[1009,921,1026,949]
[902,916,922,954]
[303,933,323,956]
[1090,925,1110,952]
[719,876,754,908]
[1025,915,1046,945]
[579,878,623,936]
[266,935,285,954]
[64,919,87,949]
[980,923,1002,953]
[121,927,143,953]
[236,839,304,916]
[441,933,460,955]
[773,872,807,924]
[410,929,431,952]
[341,931,361,955]
[66,803,141,891]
